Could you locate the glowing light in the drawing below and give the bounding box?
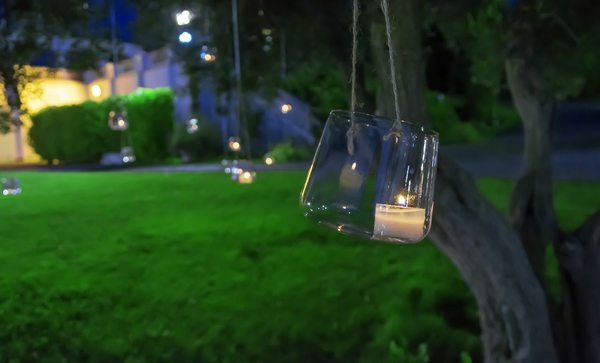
[108,111,128,130]
[281,103,292,114]
[91,84,102,97]
[121,147,136,164]
[397,194,407,206]
[261,28,272,36]
[351,162,357,170]
[179,31,192,44]
[265,156,274,166]
[201,52,216,62]
[175,10,193,26]
[238,170,255,184]
[228,137,241,152]
[186,118,199,134]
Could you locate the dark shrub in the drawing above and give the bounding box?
[170,118,223,162]
[29,88,174,164]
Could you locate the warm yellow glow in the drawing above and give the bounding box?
[397,194,407,206]
[351,162,357,170]
[229,140,241,152]
[23,79,88,113]
[91,84,102,97]
[203,53,216,62]
[281,103,292,114]
[0,71,88,162]
[238,171,254,184]
[265,156,274,166]
[117,119,126,127]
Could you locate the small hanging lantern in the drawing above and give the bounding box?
[222,159,233,174]
[228,137,241,152]
[280,103,292,114]
[1,177,21,196]
[238,169,256,184]
[300,110,438,244]
[121,146,136,164]
[108,110,129,131]
[264,153,274,166]
[186,118,199,134]
[229,160,255,184]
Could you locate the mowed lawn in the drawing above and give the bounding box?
[0,171,598,363]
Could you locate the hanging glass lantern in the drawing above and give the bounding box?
[238,169,256,184]
[301,110,438,244]
[228,137,241,152]
[1,177,21,196]
[264,153,274,166]
[108,110,129,131]
[222,159,232,174]
[229,160,255,184]
[121,146,136,164]
[186,118,199,134]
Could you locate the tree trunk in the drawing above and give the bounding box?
[431,157,559,363]
[505,56,559,286]
[368,1,559,362]
[557,211,600,363]
[368,0,428,124]
[2,67,24,162]
[505,28,600,363]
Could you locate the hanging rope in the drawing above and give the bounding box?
[231,0,252,161]
[346,0,360,155]
[381,0,402,123]
[350,0,359,116]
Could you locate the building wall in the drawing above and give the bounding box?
[0,48,191,163]
[0,77,89,163]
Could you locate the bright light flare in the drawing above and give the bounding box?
[175,10,193,26]
[179,31,192,44]
[281,103,292,114]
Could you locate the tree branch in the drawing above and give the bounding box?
[555,210,600,363]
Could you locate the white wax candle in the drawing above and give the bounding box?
[238,171,254,184]
[373,203,426,241]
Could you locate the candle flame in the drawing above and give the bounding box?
[397,194,406,206]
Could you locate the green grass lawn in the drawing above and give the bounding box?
[0,171,598,363]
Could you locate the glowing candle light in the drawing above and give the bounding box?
[373,194,426,242]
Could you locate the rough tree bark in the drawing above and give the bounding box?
[505,43,559,288]
[558,211,600,363]
[505,23,600,363]
[368,0,559,362]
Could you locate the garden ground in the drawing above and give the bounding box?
[0,171,598,363]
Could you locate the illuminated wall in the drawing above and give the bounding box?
[0,48,183,163]
[0,76,89,163]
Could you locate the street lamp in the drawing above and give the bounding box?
[179,31,192,44]
[175,10,193,26]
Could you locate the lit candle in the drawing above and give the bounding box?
[373,195,426,242]
[238,171,254,184]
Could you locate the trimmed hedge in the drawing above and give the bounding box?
[29,88,174,164]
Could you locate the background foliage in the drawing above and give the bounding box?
[29,88,174,164]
